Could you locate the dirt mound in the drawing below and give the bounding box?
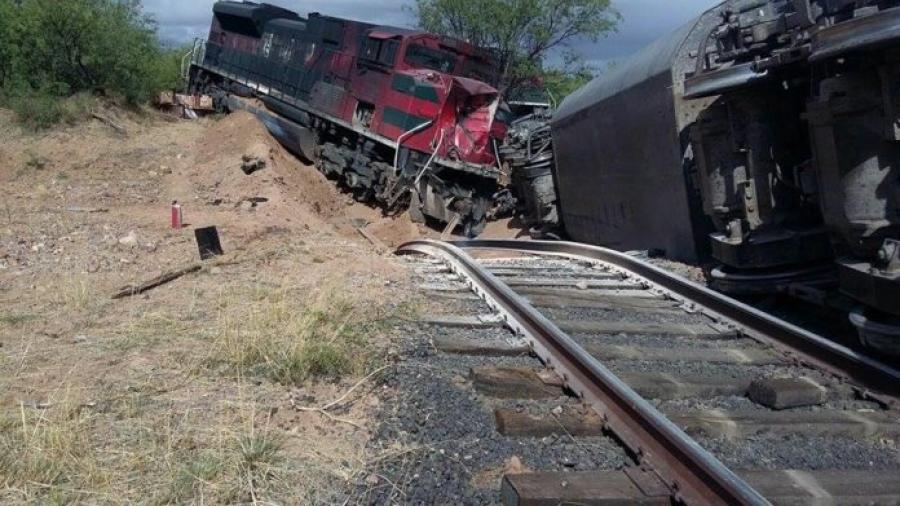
[170,110,427,245]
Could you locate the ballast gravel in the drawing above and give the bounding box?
[353,325,630,504]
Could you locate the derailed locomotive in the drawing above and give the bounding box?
[186,1,513,236]
[550,0,900,352]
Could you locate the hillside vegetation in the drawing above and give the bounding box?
[0,0,182,128]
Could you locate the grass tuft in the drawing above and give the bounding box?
[208,282,384,385]
[0,313,35,327]
[0,396,105,499]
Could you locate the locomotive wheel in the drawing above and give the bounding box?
[708,263,835,295]
[408,190,426,223]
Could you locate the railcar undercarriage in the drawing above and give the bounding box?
[685,1,900,353]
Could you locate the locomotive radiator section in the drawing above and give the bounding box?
[684,1,900,353]
[549,6,728,263]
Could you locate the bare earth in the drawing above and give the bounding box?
[0,107,450,503]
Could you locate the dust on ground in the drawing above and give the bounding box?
[0,107,430,503]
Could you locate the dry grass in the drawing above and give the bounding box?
[0,105,417,504]
[206,279,389,385]
[0,385,304,504]
[0,271,402,504]
[52,275,98,313]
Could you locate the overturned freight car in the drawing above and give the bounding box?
[550,7,728,263]
[550,0,900,352]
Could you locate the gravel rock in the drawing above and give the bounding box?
[118,231,138,247]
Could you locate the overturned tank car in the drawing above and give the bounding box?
[550,0,900,353]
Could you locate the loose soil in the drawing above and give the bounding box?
[0,107,445,503]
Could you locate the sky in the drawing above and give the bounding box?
[143,0,720,68]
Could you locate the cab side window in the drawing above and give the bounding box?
[361,37,399,66]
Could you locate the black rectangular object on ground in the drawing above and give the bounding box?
[195,226,224,260]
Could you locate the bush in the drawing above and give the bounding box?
[0,0,183,127]
[4,91,96,130]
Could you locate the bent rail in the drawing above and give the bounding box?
[449,239,900,402]
[397,239,771,505]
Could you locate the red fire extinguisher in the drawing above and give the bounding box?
[171,201,183,229]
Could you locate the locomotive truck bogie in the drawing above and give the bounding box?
[687,1,900,348]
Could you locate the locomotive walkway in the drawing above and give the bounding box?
[395,239,900,505]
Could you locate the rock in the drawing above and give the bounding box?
[239,200,255,211]
[504,456,530,475]
[241,155,267,175]
[365,474,380,486]
[575,281,589,290]
[748,376,826,409]
[118,231,138,247]
[72,335,91,344]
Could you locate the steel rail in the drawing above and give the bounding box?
[398,239,771,505]
[449,239,900,402]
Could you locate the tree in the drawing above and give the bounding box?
[0,0,183,127]
[412,0,619,99]
[1,0,181,100]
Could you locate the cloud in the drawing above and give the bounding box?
[143,0,721,61]
[576,0,721,67]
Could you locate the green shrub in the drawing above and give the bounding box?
[0,0,184,128]
[5,90,96,130]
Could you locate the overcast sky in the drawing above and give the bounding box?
[144,0,720,67]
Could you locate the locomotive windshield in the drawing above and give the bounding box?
[405,44,456,73]
[462,59,498,86]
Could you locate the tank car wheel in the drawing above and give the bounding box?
[849,308,900,358]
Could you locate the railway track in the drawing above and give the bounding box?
[393,239,900,505]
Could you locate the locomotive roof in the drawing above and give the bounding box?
[371,25,425,38]
[267,18,308,32]
[213,1,300,26]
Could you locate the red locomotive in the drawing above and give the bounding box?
[186,1,512,235]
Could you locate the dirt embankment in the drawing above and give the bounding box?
[0,108,425,503]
